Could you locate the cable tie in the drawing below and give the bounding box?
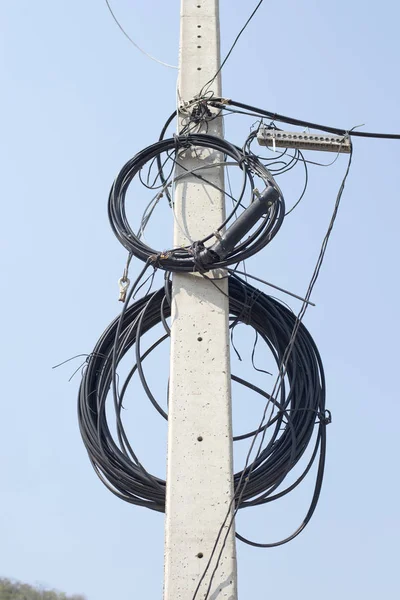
[241,289,262,325]
[178,99,194,113]
[315,409,332,425]
[179,97,201,114]
[150,252,169,267]
[321,409,332,425]
[149,254,160,265]
[189,241,208,272]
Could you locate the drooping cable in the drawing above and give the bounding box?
[191,143,353,600]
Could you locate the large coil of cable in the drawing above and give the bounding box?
[78,275,327,545]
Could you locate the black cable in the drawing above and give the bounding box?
[211,98,400,139]
[78,275,326,536]
[284,150,309,215]
[156,106,222,206]
[77,108,353,600]
[190,144,353,599]
[108,133,285,272]
[200,0,265,96]
[242,127,310,214]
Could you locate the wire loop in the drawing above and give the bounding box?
[108,133,284,272]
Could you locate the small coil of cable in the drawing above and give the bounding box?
[108,133,285,272]
[78,275,327,544]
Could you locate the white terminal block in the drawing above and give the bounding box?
[257,126,352,153]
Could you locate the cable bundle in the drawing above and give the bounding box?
[70,1,382,592]
[108,133,285,271]
[77,52,357,552]
[78,275,327,543]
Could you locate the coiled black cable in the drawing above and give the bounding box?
[108,134,284,272]
[78,275,327,543]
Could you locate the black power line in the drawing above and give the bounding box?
[211,98,400,139]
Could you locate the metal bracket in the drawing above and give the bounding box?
[257,127,351,153]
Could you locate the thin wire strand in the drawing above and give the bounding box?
[104,0,178,69]
[201,0,265,96]
[192,143,353,600]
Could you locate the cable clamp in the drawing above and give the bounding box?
[320,409,332,425]
[189,241,209,272]
[178,100,191,114]
[179,97,201,113]
[150,252,170,267]
[174,132,191,151]
[217,97,231,105]
[118,277,130,303]
[271,130,276,152]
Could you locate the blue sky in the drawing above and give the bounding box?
[1,1,399,598]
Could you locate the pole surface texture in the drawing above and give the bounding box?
[164,1,238,599]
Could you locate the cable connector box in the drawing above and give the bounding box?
[257,127,351,153]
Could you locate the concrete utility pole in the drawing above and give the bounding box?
[164,1,238,599]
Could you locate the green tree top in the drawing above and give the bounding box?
[0,578,86,600]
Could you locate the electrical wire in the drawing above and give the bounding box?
[200,0,265,96]
[76,36,360,589]
[104,0,178,69]
[108,133,285,272]
[190,142,352,600]
[210,98,400,139]
[78,274,326,520]
[64,0,397,595]
[154,107,325,224]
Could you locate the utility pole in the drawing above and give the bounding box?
[164,1,238,599]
